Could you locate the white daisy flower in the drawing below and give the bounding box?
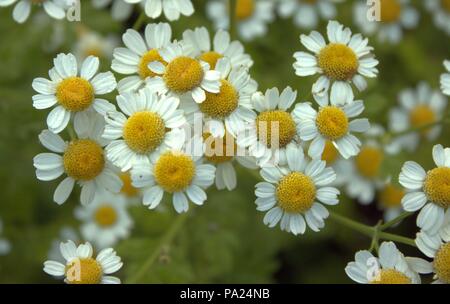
[182,57,257,138]
[255,144,339,235]
[92,0,133,21]
[103,87,186,172]
[293,20,379,103]
[146,41,222,104]
[0,0,66,23]
[182,27,253,69]
[377,179,405,222]
[111,23,173,94]
[48,226,79,263]
[425,0,450,36]
[118,171,141,198]
[130,137,216,213]
[73,27,118,62]
[0,218,11,256]
[43,240,122,284]
[353,0,419,44]
[345,241,431,284]
[416,211,450,284]
[388,82,447,153]
[206,0,275,41]
[399,144,450,235]
[32,53,117,134]
[33,112,123,206]
[278,0,337,29]
[75,191,133,249]
[441,60,450,96]
[293,91,370,159]
[237,87,301,167]
[124,0,194,21]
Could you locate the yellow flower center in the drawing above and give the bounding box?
[203,132,236,164]
[120,172,139,197]
[163,56,204,93]
[276,172,316,213]
[423,167,450,209]
[316,106,349,140]
[409,105,436,134]
[236,0,254,20]
[94,205,118,227]
[321,140,339,165]
[442,0,450,13]
[199,80,238,118]
[379,184,404,208]
[65,258,102,284]
[370,269,411,284]
[317,43,359,81]
[379,0,402,22]
[256,110,297,148]
[154,152,196,193]
[123,111,166,154]
[434,242,450,283]
[56,77,95,112]
[355,146,384,179]
[63,139,105,181]
[199,51,223,70]
[138,49,166,79]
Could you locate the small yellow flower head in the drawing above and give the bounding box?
[94,205,118,227]
[379,0,402,23]
[203,132,236,164]
[199,51,223,70]
[63,139,105,181]
[56,77,95,112]
[379,184,404,208]
[355,146,384,178]
[434,242,450,283]
[317,43,359,81]
[236,0,255,20]
[65,258,102,284]
[123,111,166,154]
[199,80,239,118]
[370,269,411,284]
[154,152,196,193]
[423,167,450,209]
[409,105,436,134]
[316,106,349,140]
[163,57,204,93]
[138,49,166,79]
[256,110,297,148]
[276,172,316,213]
[321,140,339,164]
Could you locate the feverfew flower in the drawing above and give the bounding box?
[278,0,337,29]
[124,0,194,21]
[399,144,450,235]
[73,27,118,61]
[0,0,66,23]
[377,179,405,222]
[293,20,378,103]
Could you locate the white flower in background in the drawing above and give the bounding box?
[182,27,253,69]
[293,20,378,103]
[388,82,447,153]
[345,241,431,284]
[207,0,275,41]
[33,112,123,206]
[43,240,122,284]
[293,92,370,159]
[111,23,173,93]
[103,87,186,172]
[399,144,450,235]
[182,57,257,138]
[75,191,132,249]
[416,211,450,284]
[124,0,194,21]
[48,227,79,263]
[32,54,117,134]
[92,0,133,21]
[73,27,118,62]
[425,0,450,36]
[237,87,300,167]
[146,41,222,104]
[118,171,140,198]
[0,218,11,256]
[0,0,66,23]
[353,0,419,44]
[255,144,339,235]
[131,137,216,213]
[377,179,405,222]
[441,60,450,96]
[278,0,337,29]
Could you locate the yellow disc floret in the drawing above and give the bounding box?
[316,106,349,140]
[65,258,102,284]
[256,110,297,148]
[94,205,118,227]
[409,105,436,134]
[63,139,105,181]
[203,132,236,164]
[434,242,450,283]
[138,49,167,79]
[370,269,411,284]
[321,140,339,164]
[120,172,139,197]
[56,77,94,112]
[423,167,450,209]
[154,152,196,193]
[163,56,204,93]
[199,51,223,70]
[236,0,254,20]
[123,111,166,154]
[276,172,316,213]
[380,0,402,23]
[355,146,384,178]
[379,184,404,208]
[199,80,238,118]
[317,43,359,81]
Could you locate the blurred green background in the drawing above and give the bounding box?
[0,0,449,283]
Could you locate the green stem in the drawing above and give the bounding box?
[369,221,382,253]
[126,212,189,284]
[133,11,146,31]
[67,124,76,140]
[229,0,237,39]
[380,211,413,230]
[378,231,417,247]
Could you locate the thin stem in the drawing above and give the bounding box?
[126,212,189,284]
[380,211,413,230]
[369,221,382,253]
[378,231,417,247]
[229,0,237,39]
[133,11,146,31]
